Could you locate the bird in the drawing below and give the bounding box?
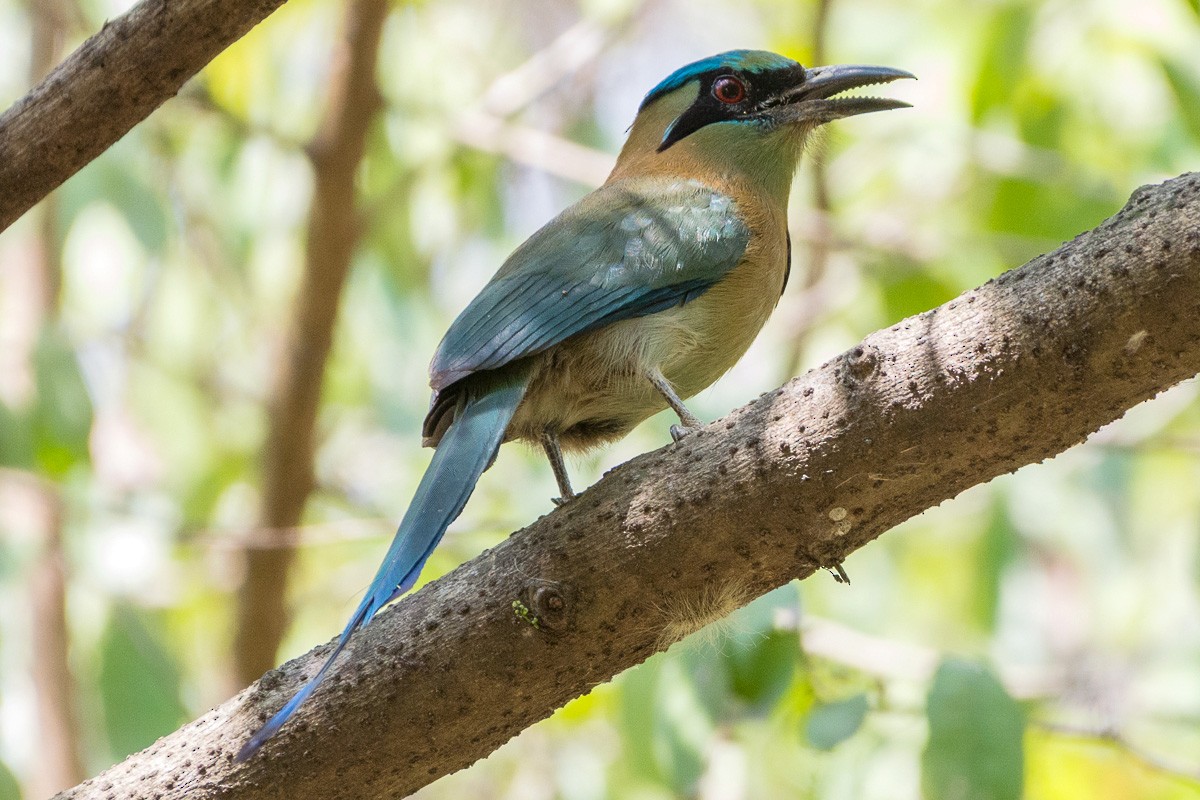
[238,48,912,759]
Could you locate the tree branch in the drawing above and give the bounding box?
[783,0,836,380]
[0,0,294,233]
[20,3,84,793]
[14,471,85,798]
[55,173,1200,799]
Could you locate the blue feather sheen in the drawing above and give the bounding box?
[430,180,750,391]
[497,284,637,362]
[237,375,529,760]
[452,271,539,352]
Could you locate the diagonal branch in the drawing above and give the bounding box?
[0,0,294,233]
[54,173,1200,799]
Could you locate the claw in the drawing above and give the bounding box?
[670,424,698,443]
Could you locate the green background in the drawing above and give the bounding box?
[1,0,1199,797]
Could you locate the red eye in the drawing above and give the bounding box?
[712,76,746,104]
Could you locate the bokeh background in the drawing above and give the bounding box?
[2,0,1200,797]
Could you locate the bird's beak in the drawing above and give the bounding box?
[765,64,915,125]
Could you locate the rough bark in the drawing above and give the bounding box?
[54,172,1200,799]
[0,0,293,232]
[232,0,388,687]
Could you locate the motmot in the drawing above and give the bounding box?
[239,49,912,759]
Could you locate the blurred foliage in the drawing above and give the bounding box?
[1,0,1199,797]
[806,694,869,752]
[922,660,1025,800]
[0,763,16,800]
[0,329,93,476]
[97,605,188,761]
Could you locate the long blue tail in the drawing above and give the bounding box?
[237,376,528,760]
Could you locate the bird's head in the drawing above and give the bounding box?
[612,50,913,197]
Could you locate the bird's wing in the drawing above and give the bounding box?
[429,178,750,391]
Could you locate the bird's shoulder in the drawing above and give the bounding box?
[426,178,751,395]
[491,176,750,288]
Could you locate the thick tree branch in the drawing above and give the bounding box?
[55,173,1200,799]
[231,0,388,690]
[0,0,293,233]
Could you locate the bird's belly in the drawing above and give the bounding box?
[508,256,783,451]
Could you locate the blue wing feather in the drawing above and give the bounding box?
[430,179,750,391]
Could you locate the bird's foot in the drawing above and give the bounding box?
[826,562,851,585]
[670,424,699,443]
[551,491,575,507]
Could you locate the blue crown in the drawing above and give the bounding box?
[640,50,801,110]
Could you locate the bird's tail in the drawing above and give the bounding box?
[237,374,529,761]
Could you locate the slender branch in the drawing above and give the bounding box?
[479,17,613,118]
[0,0,296,232]
[453,109,615,187]
[18,2,85,793]
[231,0,388,688]
[16,473,85,797]
[783,0,835,379]
[51,173,1200,799]
[24,0,70,318]
[799,615,1062,700]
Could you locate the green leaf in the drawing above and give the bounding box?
[716,584,802,713]
[0,397,36,470]
[922,659,1025,800]
[724,629,799,711]
[99,604,188,760]
[879,266,959,322]
[0,327,92,474]
[973,500,1019,631]
[617,657,663,781]
[971,4,1033,123]
[984,176,1116,245]
[1012,80,1066,150]
[0,758,20,800]
[1159,56,1200,143]
[617,654,710,792]
[61,153,170,255]
[805,693,869,751]
[30,328,94,477]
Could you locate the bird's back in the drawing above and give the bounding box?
[502,174,791,451]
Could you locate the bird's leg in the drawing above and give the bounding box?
[540,429,575,506]
[647,368,703,443]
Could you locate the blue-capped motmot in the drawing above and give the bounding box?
[239,49,912,759]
